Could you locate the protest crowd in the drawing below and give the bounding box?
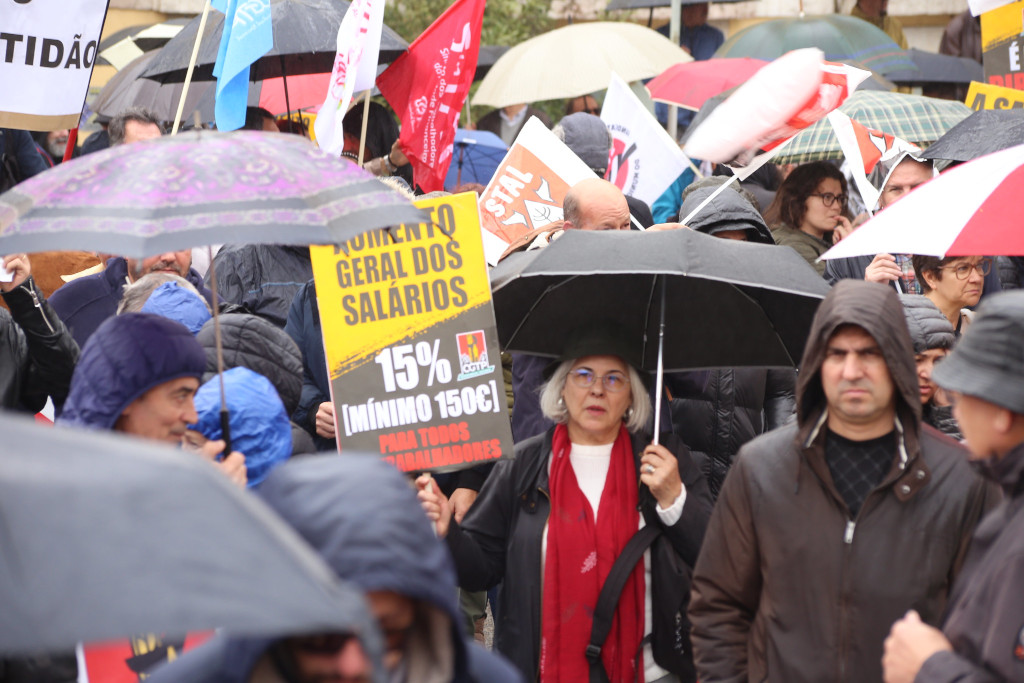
[3,0,1024,682]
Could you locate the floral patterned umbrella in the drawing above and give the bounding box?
[0,129,424,257]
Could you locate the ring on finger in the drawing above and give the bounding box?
[644,464,655,475]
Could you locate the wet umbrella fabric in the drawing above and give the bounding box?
[489,228,831,371]
[140,0,408,83]
[821,143,1024,260]
[922,109,1024,163]
[444,129,508,191]
[0,130,425,257]
[887,48,983,85]
[773,90,972,164]
[0,413,381,657]
[713,15,915,76]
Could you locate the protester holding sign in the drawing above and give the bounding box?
[418,323,711,683]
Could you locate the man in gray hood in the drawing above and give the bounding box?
[689,280,998,682]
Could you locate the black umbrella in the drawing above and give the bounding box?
[922,109,1024,163]
[490,228,830,370]
[140,0,408,84]
[887,48,983,85]
[491,229,830,438]
[0,413,382,659]
[95,18,190,69]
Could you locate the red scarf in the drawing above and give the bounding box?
[540,424,645,683]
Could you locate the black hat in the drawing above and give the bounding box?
[931,290,1024,414]
[543,321,641,379]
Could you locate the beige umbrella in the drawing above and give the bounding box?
[472,21,692,108]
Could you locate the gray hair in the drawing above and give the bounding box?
[117,273,210,315]
[109,106,163,146]
[539,359,652,433]
[562,186,583,228]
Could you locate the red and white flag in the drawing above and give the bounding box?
[314,0,385,155]
[827,109,919,210]
[377,0,485,192]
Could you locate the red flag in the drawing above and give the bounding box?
[376,0,485,192]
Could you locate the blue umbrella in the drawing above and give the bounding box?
[444,129,508,191]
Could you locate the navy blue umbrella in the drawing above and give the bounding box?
[444,129,508,191]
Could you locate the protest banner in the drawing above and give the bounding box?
[601,72,693,208]
[310,192,513,473]
[965,80,1024,108]
[377,0,485,192]
[981,0,1024,90]
[78,633,212,683]
[477,116,596,265]
[0,0,108,130]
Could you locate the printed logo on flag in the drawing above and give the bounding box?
[456,330,494,380]
[607,128,638,196]
[480,147,571,242]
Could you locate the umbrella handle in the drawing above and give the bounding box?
[652,278,665,447]
[220,408,233,458]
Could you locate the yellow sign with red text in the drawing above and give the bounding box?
[310,192,513,473]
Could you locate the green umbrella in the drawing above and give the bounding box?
[774,90,972,164]
[714,15,915,76]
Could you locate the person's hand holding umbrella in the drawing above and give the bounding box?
[640,443,683,509]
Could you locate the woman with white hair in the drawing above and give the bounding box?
[418,323,711,683]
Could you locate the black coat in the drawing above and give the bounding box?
[668,367,796,497]
[195,313,315,456]
[207,245,312,329]
[446,427,712,680]
[0,276,79,412]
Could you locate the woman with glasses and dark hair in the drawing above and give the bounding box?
[912,255,992,335]
[763,161,853,276]
[417,324,711,683]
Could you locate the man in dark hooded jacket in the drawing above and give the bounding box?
[205,245,312,329]
[689,280,999,683]
[143,456,522,683]
[882,290,1024,683]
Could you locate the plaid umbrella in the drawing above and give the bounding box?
[774,91,972,164]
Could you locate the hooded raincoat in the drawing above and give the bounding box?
[689,280,999,683]
[143,457,522,683]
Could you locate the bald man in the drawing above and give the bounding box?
[562,178,632,232]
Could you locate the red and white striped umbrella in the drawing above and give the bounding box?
[821,143,1024,259]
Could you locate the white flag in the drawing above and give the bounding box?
[314,0,385,155]
[600,73,692,207]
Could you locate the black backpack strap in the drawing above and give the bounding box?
[587,523,662,683]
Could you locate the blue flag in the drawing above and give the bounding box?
[212,0,273,131]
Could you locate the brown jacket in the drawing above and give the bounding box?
[689,281,999,683]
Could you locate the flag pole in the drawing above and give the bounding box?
[357,90,372,163]
[172,0,213,135]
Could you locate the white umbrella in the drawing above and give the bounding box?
[820,143,1024,260]
[472,21,691,108]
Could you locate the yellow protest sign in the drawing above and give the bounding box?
[981,0,1024,90]
[965,80,1024,109]
[310,191,513,473]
